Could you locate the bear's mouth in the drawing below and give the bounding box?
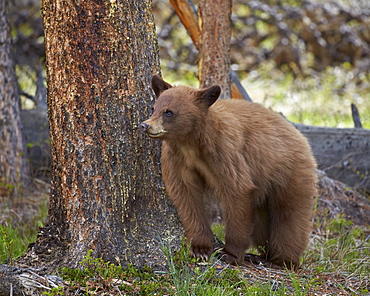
[147,131,165,138]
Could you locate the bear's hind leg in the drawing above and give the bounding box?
[251,206,269,255]
[244,206,278,268]
[266,188,313,269]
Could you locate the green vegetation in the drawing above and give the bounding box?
[307,216,370,280]
[0,226,35,264]
[0,193,48,263]
[51,243,308,295]
[59,250,171,295]
[0,224,35,265]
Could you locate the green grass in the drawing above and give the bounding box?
[0,191,48,263]
[214,217,369,283]
[0,224,37,264]
[306,216,370,279]
[60,249,172,295]
[159,239,302,295]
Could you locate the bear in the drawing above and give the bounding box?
[141,75,317,269]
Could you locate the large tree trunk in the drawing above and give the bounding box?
[198,0,232,98]
[24,0,182,271]
[0,0,29,191]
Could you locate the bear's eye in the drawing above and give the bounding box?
[163,109,174,117]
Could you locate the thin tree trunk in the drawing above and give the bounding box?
[24,0,182,271]
[0,0,29,190]
[198,0,232,98]
[170,0,251,100]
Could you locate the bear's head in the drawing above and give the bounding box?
[141,75,221,140]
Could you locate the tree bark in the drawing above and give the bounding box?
[198,0,232,98]
[24,0,182,271]
[0,0,29,190]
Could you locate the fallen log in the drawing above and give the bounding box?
[296,124,370,193]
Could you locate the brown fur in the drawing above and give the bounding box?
[141,75,317,269]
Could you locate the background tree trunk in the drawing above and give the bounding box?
[198,0,232,98]
[26,0,182,271]
[0,0,29,191]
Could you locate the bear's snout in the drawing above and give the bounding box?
[140,122,150,132]
[140,119,165,138]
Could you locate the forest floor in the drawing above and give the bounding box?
[0,171,369,295]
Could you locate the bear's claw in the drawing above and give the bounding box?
[190,245,212,261]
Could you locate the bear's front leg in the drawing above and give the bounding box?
[161,144,214,260]
[162,171,213,259]
[172,189,214,261]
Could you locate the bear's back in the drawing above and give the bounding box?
[209,98,298,140]
[206,98,316,191]
[212,99,284,127]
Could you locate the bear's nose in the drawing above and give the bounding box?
[140,122,150,132]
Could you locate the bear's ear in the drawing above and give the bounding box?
[152,75,172,97]
[196,85,221,107]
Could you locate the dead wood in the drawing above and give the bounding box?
[296,124,370,194]
[0,264,64,296]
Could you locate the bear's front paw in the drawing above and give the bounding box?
[190,244,212,261]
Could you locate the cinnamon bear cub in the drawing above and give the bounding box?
[141,75,317,269]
